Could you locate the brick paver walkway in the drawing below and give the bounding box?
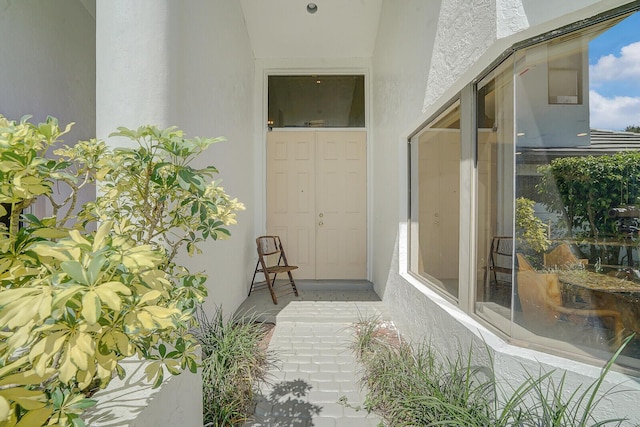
[247,301,388,427]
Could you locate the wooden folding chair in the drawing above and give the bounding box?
[249,236,299,304]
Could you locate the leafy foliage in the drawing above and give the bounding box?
[194,307,273,427]
[0,116,76,235]
[516,197,550,254]
[0,115,243,426]
[79,125,243,264]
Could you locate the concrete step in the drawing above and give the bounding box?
[275,301,391,324]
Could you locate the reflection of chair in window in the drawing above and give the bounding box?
[486,236,513,307]
[543,243,587,269]
[516,253,623,348]
[249,236,299,305]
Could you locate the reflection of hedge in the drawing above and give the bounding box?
[516,197,550,253]
[537,152,640,238]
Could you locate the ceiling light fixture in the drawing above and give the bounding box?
[307,3,318,14]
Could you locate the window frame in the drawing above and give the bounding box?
[408,98,462,304]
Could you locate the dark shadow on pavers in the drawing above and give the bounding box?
[236,280,380,324]
[248,379,322,426]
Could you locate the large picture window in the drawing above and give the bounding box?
[410,101,461,299]
[411,8,640,369]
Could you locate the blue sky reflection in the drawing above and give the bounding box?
[589,12,640,131]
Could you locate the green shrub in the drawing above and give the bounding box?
[537,152,640,239]
[516,196,550,254]
[349,319,636,427]
[0,115,243,426]
[194,307,273,427]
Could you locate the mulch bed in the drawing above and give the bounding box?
[259,322,276,351]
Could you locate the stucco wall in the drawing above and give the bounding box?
[370,0,441,296]
[373,0,640,423]
[96,0,254,318]
[165,0,256,317]
[423,0,497,112]
[0,0,96,217]
[0,0,95,137]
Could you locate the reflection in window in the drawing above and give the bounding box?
[548,37,583,105]
[410,102,461,298]
[513,12,640,364]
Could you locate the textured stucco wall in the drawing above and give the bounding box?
[423,0,498,111]
[0,0,96,217]
[84,360,202,427]
[96,2,171,139]
[374,0,640,423]
[496,0,529,39]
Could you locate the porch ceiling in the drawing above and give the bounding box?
[239,0,383,59]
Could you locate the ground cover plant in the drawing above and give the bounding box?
[346,318,637,427]
[0,115,243,426]
[193,307,274,427]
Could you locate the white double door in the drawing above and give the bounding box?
[266,130,367,280]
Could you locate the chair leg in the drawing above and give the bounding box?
[264,271,278,305]
[287,270,298,296]
[276,244,298,297]
[248,260,260,296]
[254,251,279,304]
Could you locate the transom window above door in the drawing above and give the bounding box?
[268,75,365,128]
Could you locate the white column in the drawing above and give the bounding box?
[93,4,203,426]
[96,0,171,141]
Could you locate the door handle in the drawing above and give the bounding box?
[318,221,324,227]
[319,212,324,218]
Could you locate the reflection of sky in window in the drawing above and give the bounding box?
[588,12,640,131]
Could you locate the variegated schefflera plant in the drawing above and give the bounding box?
[0,115,244,426]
